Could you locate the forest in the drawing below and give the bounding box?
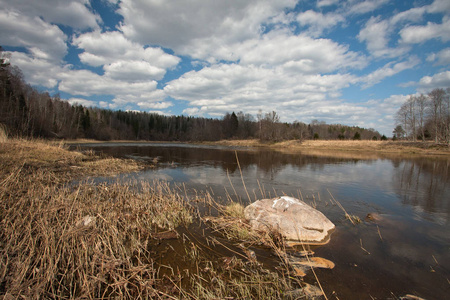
[394,88,450,144]
[1,47,382,142]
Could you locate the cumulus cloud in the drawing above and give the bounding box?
[358,16,409,58]
[0,0,100,30]
[296,10,345,37]
[67,98,97,107]
[400,18,450,44]
[418,71,450,92]
[363,94,410,134]
[73,31,180,69]
[317,0,339,8]
[165,62,359,122]
[8,52,66,88]
[347,0,389,15]
[103,60,166,81]
[237,31,366,72]
[117,0,297,57]
[58,69,158,97]
[426,48,450,66]
[361,56,420,89]
[0,10,67,62]
[137,101,173,110]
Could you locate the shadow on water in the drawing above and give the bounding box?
[72,143,450,299]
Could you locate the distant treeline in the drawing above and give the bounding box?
[394,88,450,144]
[1,47,382,142]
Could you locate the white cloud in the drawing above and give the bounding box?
[361,57,420,89]
[165,62,359,123]
[296,10,345,37]
[58,69,158,97]
[0,0,100,30]
[400,18,450,44]
[390,6,426,24]
[117,0,297,58]
[67,98,97,107]
[137,101,173,110]
[363,94,410,135]
[358,16,408,58]
[237,31,366,72]
[347,0,389,15]
[427,0,450,14]
[73,31,180,69]
[0,10,67,61]
[104,60,166,81]
[317,0,339,8]
[8,52,66,88]
[426,48,450,66]
[418,71,450,92]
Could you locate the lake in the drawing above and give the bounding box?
[72,142,450,299]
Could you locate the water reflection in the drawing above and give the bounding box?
[73,143,450,223]
[71,143,450,299]
[391,158,450,222]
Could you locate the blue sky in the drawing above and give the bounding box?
[1,0,449,136]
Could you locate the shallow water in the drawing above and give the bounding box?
[73,143,450,299]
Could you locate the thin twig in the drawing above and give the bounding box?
[235,151,251,202]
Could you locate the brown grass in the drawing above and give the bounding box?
[0,162,193,298]
[0,139,312,299]
[0,124,7,143]
[0,139,142,181]
[205,139,450,157]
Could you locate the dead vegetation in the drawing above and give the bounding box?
[205,139,450,157]
[0,138,327,299]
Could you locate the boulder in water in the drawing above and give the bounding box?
[244,196,335,244]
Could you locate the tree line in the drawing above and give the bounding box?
[394,88,450,144]
[1,47,382,142]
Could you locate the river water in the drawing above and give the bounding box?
[72,142,450,299]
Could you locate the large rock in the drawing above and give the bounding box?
[244,196,335,244]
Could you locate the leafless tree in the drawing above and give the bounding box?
[416,94,427,141]
[428,88,446,143]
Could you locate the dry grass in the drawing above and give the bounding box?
[0,165,193,298]
[0,124,7,143]
[0,139,142,181]
[0,139,312,299]
[0,139,191,298]
[206,139,450,157]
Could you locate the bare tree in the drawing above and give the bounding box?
[428,88,445,143]
[406,95,417,141]
[416,94,427,141]
[396,102,409,140]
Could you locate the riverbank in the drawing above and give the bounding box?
[64,138,450,157]
[203,139,450,156]
[0,139,311,299]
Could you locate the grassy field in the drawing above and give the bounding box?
[0,138,318,299]
[204,139,450,157]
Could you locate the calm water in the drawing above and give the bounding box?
[73,143,450,299]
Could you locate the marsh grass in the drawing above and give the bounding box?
[0,139,315,299]
[0,165,193,298]
[0,124,7,143]
[206,139,450,157]
[191,260,299,299]
[0,139,142,181]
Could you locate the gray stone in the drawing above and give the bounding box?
[244,196,335,244]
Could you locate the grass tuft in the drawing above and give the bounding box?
[0,123,7,143]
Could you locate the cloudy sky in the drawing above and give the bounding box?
[1,0,450,135]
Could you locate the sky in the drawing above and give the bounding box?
[1,0,450,136]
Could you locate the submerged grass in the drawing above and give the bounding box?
[0,139,311,299]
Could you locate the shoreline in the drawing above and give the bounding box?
[63,139,450,157]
